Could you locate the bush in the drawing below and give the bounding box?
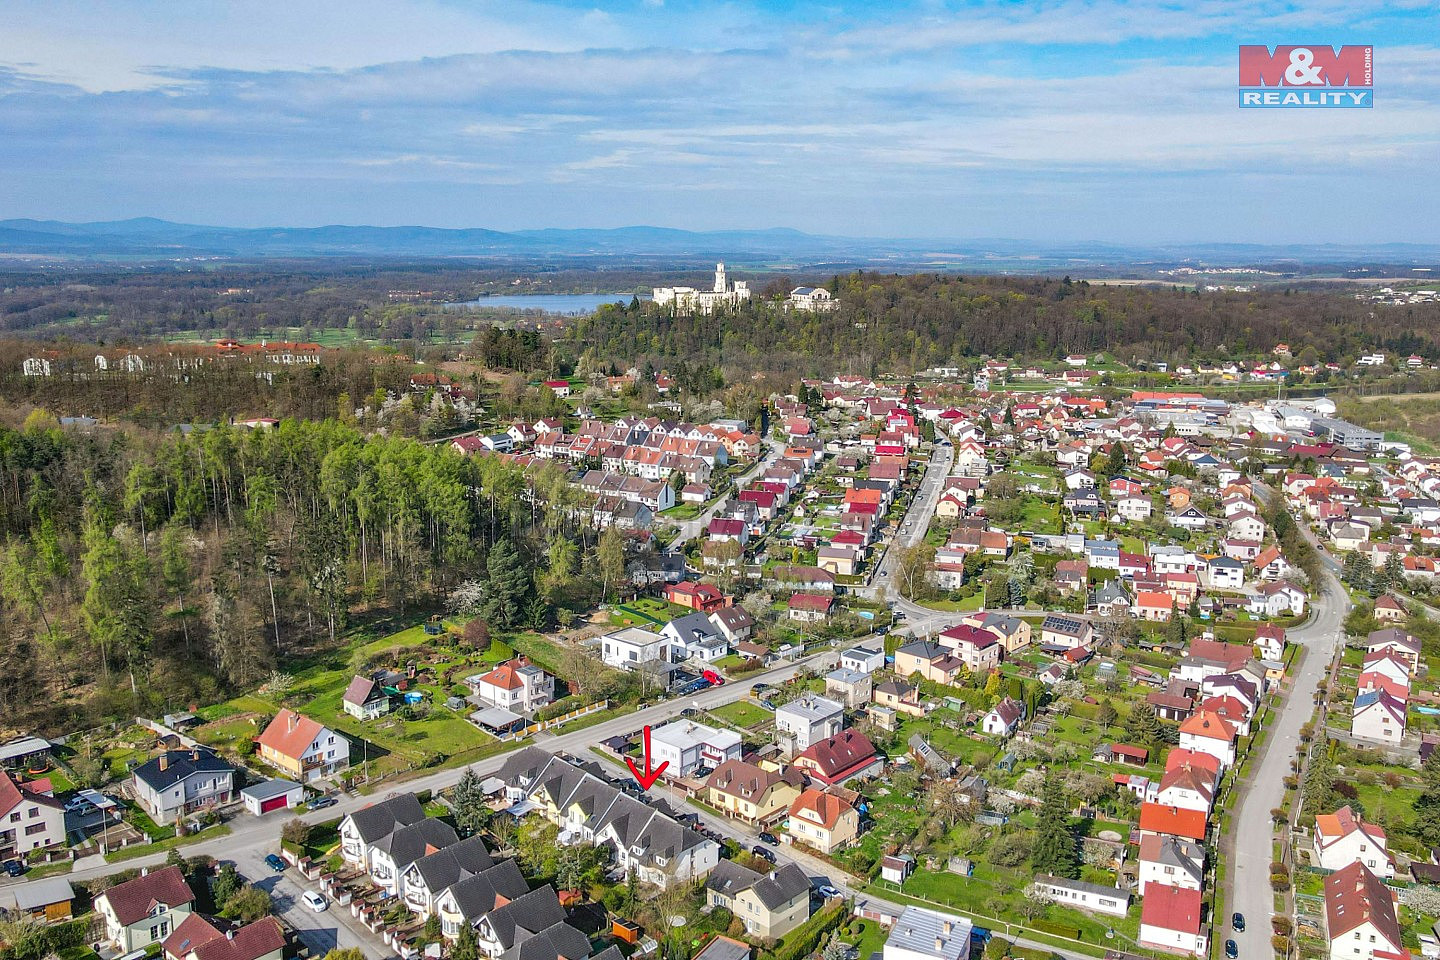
[1270,874,1291,891]
[1031,921,1082,940]
[771,904,848,960]
[1272,936,1291,954]
[986,937,1012,960]
[1271,916,1293,936]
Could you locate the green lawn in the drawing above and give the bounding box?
[709,701,774,729]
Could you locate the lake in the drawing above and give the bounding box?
[444,293,638,314]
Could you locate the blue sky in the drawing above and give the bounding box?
[0,0,1436,244]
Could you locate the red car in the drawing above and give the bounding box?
[702,669,725,686]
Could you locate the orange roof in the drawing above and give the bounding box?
[1136,591,1172,609]
[256,708,324,761]
[478,663,524,691]
[1179,710,1236,742]
[787,787,855,832]
[1139,802,1208,841]
[1165,749,1220,775]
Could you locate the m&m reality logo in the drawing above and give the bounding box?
[1238,45,1373,108]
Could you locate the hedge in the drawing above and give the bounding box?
[1031,920,1083,940]
[768,902,849,960]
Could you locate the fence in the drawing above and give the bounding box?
[500,699,612,741]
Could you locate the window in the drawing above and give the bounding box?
[8,813,17,823]
[25,823,47,836]
[27,808,38,818]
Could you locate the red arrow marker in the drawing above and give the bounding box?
[627,725,669,792]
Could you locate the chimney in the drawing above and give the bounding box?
[289,712,300,732]
[935,938,945,951]
[943,921,952,935]
[191,748,200,762]
[226,930,235,941]
[159,755,169,772]
[141,867,149,877]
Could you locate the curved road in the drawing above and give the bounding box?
[1227,494,1349,960]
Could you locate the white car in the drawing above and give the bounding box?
[302,891,328,912]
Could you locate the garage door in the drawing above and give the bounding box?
[260,794,290,814]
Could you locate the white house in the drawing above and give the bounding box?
[1178,711,1236,768]
[884,907,972,960]
[840,646,885,675]
[466,659,555,714]
[660,612,729,663]
[1140,884,1208,957]
[982,698,1024,737]
[600,626,671,669]
[1314,806,1393,879]
[1324,862,1405,960]
[1350,690,1406,745]
[648,719,743,777]
[130,749,235,825]
[1247,580,1307,618]
[775,695,845,752]
[1031,875,1129,917]
[1138,834,1205,895]
[0,771,66,861]
[1114,495,1153,522]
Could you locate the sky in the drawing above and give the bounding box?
[0,0,1436,245]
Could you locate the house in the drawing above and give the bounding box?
[1115,494,1154,522]
[1040,614,1094,650]
[961,611,1032,653]
[544,380,571,398]
[1315,806,1393,879]
[883,906,971,960]
[709,606,755,645]
[1366,628,1421,673]
[705,760,803,825]
[365,817,460,896]
[471,886,589,960]
[894,640,966,685]
[786,788,859,854]
[1205,556,1245,591]
[705,861,812,939]
[341,675,392,721]
[162,916,284,960]
[1324,862,1405,960]
[1248,580,1307,617]
[0,771,66,861]
[1373,595,1408,623]
[340,792,427,869]
[1138,834,1205,895]
[96,865,196,952]
[937,624,1003,674]
[496,748,719,889]
[131,748,236,825]
[255,709,349,782]
[432,860,530,939]
[649,720,743,777]
[398,834,495,917]
[0,735,53,772]
[1139,884,1208,957]
[793,729,883,786]
[665,581,729,613]
[787,592,835,622]
[1351,690,1406,745]
[1139,803,1208,843]
[775,695,845,752]
[467,658,556,714]
[982,697,1024,737]
[600,626,670,669]
[873,679,926,718]
[1031,875,1129,918]
[707,518,749,545]
[1254,624,1286,661]
[841,645,885,674]
[1178,711,1237,768]
[661,612,729,663]
[1152,757,1217,814]
[1135,592,1175,622]
[825,668,873,708]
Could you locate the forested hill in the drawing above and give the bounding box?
[568,273,1440,376]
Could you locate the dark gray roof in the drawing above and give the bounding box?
[510,921,592,960]
[370,817,459,873]
[482,886,566,951]
[444,860,529,922]
[749,863,810,910]
[705,860,762,897]
[345,792,426,844]
[408,834,494,893]
[132,749,234,793]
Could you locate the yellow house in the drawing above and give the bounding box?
[872,679,926,718]
[960,611,1032,654]
[786,788,859,854]
[705,760,802,825]
[705,862,812,940]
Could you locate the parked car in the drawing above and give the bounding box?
[2,859,25,877]
[302,891,327,912]
[63,797,91,813]
[751,845,776,863]
[1225,940,1238,959]
[702,669,725,686]
[816,885,842,899]
[758,832,779,846]
[307,796,338,811]
[264,854,286,872]
[1232,913,1245,932]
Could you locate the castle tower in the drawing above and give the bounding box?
[714,262,727,293]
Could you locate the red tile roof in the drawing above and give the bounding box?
[1141,883,1204,934]
[1139,803,1208,841]
[1324,862,1403,948]
[787,788,855,832]
[256,708,324,761]
[100,865,196,926]
[795,730,879,784]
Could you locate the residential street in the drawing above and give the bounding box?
[669,439,783,551]
[1226,500,1349,960]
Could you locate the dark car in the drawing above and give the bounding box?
[1225,940,1238,959]
[2,859,24,877]
[751,845,776,863]
[265,853,287,872]
[308,796,338,811]
[758,832,779,846]
[1232,913,1245,932]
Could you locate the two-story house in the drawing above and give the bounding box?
[398,834,495,917]
[0,771,66,861]
[704,861,811,939]
[775,695,845,753]
[705,760,803,825]
[130,748,236,825]
[1324,862,1405,960]
[1314,806,1393,879]
[466,658,555,714]
[340,792,427,869]
[785,788,859,854]
[96,865,196,953]
[256,709,349,783]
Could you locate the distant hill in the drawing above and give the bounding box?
[0,217,1438,267]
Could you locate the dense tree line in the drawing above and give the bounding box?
[0,416,603,734]
[571,272,1440,376]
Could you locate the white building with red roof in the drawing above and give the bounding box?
[1324,862,1406,960]
[1140,883,1208,956]
[255,708,349,783]
[1315,806,1393,879]
[0,770,65,861]
[466,658,555,714]
[1177,711,1237,769]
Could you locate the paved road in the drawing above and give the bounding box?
[860,440,954,605]
[1227,490,1350,960]
[0,654,825,957]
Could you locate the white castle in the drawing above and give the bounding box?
[653,263,750,315]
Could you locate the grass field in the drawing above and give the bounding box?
[709,700,774,729]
